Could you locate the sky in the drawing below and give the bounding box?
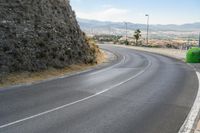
[70,0,200,25]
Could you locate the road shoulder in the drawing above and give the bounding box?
[112,44,186,60]
[0,49,117,90]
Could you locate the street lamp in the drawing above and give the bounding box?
[124,22,128,43]
[145,14,149,45]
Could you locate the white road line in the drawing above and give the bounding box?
[88,52,126,76]
[179,72,200,133]
[0,60,152,129]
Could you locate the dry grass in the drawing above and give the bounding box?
[148,39,198,47]
[96,49,107,64]
[196,120,200,131]
[86,37,107,64]
[0,64,91,88]
[0,48,107,88]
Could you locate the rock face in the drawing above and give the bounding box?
[0,0,99,79]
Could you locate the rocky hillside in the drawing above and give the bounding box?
[0,0,100,80]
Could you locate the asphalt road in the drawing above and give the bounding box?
[0,44,198,133]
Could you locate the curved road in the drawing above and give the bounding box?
[0,44,198,133]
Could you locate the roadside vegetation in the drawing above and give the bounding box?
[133,29,142,46]
[0,64,94,88]
[0,37,107,88]
[85,36,107,64]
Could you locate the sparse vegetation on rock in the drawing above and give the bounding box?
[0,0,101,82]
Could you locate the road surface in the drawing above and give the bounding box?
[0,44,198,133]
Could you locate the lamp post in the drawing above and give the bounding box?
[145,14,149,45]
[124,22,128,43]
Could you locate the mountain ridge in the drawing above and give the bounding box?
[77,18,200,32]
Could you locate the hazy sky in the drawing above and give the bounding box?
[70,0,200,25]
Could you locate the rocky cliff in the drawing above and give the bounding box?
[0,0,100,80]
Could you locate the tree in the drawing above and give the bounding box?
[134,29,141,46]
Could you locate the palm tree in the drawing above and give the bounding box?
[134,29,141,46]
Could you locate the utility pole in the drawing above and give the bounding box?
[199,33,200,47]
[145,14,149,45]
[187,38,190,50]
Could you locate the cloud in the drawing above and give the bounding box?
[76,8,130,22]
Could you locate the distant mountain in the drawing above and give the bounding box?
[77,18,200,35]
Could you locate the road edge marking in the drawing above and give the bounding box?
[179,72,200,133]
[0,59,152,129]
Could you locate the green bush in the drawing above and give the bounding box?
[186,47,200,63]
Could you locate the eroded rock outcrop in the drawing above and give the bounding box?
[0,0,100,80]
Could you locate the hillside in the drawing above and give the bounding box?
[77,18,200,40]
[78,18,200,32]
[0,0,101,80]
